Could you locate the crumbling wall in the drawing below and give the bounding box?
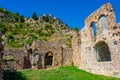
[72,31,81,67]
[27,41,63,69]
[3,49,25,70]
[77,3,120,77]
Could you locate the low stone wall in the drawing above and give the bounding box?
[3,49,25,70]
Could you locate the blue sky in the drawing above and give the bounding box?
[0,0,120,29]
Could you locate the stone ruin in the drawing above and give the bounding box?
[73,3,120,77]
[2,3,120,78]
[3,41,73,70]
[24,41,73,69]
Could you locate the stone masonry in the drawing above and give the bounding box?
[73,3,120,77]
[25,41,73,69]
[3,40,73,70]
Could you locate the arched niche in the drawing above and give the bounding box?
[99,15,109,32]
[95,41,111,62]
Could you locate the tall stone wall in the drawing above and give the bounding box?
[73,3,120,77]
[72,31,81,67]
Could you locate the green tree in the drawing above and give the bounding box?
[73,27,79,31]
[42,16,49,22]
[20,15,24,22]
[0,23,6,34]
[32,11,38,20]
[15,12,19,16]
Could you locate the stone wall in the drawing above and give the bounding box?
[25,41,73,69]
[3,49,25,70]
[72,31,81,67]
[62,47,73,66]
[3,40,73,70]
[73,3,120,77]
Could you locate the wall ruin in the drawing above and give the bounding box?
[73,3,120,77]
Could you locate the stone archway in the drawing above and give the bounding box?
[95,41,111,62]
[45,51,53,68]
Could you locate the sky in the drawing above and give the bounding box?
[0,0,120,29]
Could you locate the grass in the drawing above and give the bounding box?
[4,66,120,80]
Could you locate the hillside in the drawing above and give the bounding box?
[0,8,75,49]
[3,66,120,80]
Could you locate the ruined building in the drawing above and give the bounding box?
[25,41,73,69]
[3,3,120,78]
[73,3,120,77]
[3,41,73,70]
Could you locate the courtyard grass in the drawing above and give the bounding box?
[4,66,120,80]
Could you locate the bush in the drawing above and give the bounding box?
[0,23,6,34]
[42,16,49,22]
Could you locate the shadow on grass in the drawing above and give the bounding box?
[3,70,27,80]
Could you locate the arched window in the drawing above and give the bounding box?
[99,15,109,31]
[95,41,111,62]
[91,22,97,40]
[45,52,53,66]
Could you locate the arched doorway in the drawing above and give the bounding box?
[45,51,53,68]
[95,41,111,62]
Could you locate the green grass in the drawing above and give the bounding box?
[4,66,120,80]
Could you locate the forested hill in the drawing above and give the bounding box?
[0,8,78,49]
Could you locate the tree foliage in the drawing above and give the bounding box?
[73,27,79,31]
[20,15,24,22]
[42,16,49,22]
[0,23,6,34]
[32,11,38,20]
